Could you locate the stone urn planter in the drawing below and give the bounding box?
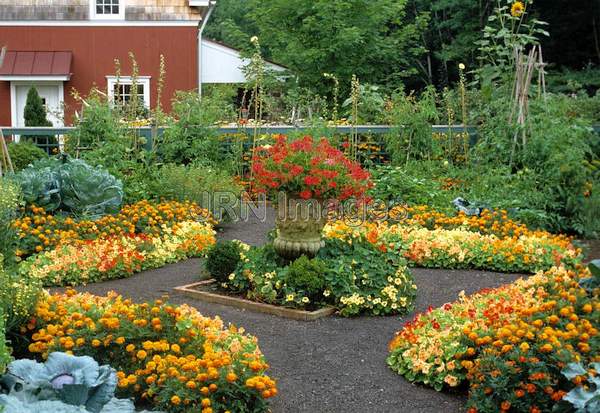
[274,198,326,259]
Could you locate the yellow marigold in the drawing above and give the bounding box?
[511,1,525,17]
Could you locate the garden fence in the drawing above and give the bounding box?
[2,124,599,154]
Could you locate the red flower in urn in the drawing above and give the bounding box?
[252,135,371,201]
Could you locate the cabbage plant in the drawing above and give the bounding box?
[14,156,123,218]
[0,352,159,413]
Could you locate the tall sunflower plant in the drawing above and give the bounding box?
[476,0,549,87]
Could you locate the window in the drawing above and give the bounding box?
[106,76,151,109]
[90,0,125,20]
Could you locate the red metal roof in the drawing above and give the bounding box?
[0,51,72,76]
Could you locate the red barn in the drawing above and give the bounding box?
[0,1,284,128]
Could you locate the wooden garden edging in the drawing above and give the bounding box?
[174,279,335,321]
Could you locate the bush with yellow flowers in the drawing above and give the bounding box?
[18,220,216,286]
[325,216,580,274]
[387,264,599,413]
[14,200,215,258]
[25,290,277,413]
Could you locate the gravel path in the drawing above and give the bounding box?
[56,210,528,413]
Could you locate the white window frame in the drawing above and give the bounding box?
[90,0,125,20]
[106,76,151,108]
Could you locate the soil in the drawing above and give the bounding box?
[52,208,529,413]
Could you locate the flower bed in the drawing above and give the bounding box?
[25,290,277,412]
[212,233,416,317]
[324,218,580,273]
[13,200,216,287]
[387,264,600,412]
[19,221,216,286]
[14,200,215,257]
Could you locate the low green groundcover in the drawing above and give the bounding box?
[206,233,417,317]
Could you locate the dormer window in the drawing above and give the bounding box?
[90,0,125,20]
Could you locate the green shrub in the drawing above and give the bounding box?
[158,91,236,167]
[0,179,22,268]
[368,164,454,209]
[6,142,47,171]
[281,256,327,303]
[14,157,123,218]
[205,241,242,283]
[67,89,124,152]
[0,260,42,346]
[149,163,242,220]
[0,307,10,375]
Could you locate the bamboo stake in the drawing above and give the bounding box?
[0,128,14,176]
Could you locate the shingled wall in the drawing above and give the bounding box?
[0,0,203,21]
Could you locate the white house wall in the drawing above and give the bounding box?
[201,39,285,84]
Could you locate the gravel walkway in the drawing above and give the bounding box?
[56,210,531,413]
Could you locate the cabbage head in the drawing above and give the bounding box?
[13,157,123,218]
[0,352,160,413]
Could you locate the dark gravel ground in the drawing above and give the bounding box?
[55,210,530,413]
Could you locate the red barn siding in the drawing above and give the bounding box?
[0,26,198,125]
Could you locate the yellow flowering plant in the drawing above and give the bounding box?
[14,200,215,258]
[388,264,599,412]
[332,208,581,273]
[18,221,216,287]
[25,290,277,413]
[224,229,417,317]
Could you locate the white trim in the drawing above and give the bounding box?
[197,2,216,96]
[106,76,151,108]
[0,21,200,27]
[0,75,70,81]
[189,0,211,6]
[90,0,125,21]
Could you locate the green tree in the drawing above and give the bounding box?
[23,87,56,152]
[204,0,256,53]
[247,0,428,95]
[24,87,52,128]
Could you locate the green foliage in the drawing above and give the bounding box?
[341,83,386,123]
[0,352,159,413]
[476,0,549,88]
[0,307,10,375]
[0,266,42,343]
[205,241,242,284]
[384,86,439,163]
[13,158,62,212]
[58,159,124,217]
[369,164,454,208]
[14,157,123,218]
[547,66,600,97]
[158,90,236,167]
[6,143,47,171]
[148,164,242,220]
[23,87,52,128]
[226,238,416,316]
[22,87,57,150]
[281,256,327,303]
[0,179,22,268]
[244,0,429,95]
[68,90,124,152]
[473,94,599,235]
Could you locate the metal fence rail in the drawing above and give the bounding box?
[2,124,599,152]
